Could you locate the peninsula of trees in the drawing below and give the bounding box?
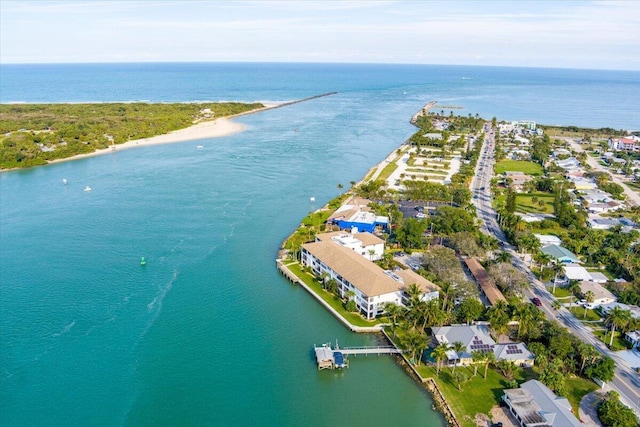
[0,102,263,169]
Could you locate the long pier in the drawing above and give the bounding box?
[233,92,338,118]
[338,345,402,355]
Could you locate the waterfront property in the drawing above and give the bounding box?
[326,196,389,233]
[301,240,438,320]
[502,380,582,427]
[314,230,384,261]
[431,325,535,368]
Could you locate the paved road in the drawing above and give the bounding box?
[565,138,640,207]
[473,126,640,416]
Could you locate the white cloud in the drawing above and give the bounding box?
[1,0,638,69]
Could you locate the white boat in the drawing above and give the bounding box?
[84,186,92,192]
[196,145,204,149]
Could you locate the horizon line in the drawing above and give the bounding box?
[0,60,637,73]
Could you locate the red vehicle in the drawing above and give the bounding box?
[531,297,542,307]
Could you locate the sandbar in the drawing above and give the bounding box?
[46,116,247,165]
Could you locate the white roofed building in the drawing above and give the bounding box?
[315,230,384,261]
[503,380,581,427]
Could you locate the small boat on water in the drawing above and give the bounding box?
[140,257,146,266]
[196,145,204,149]
[83,186,92,192]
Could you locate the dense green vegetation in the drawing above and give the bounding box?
[597,391,638,427]
[0,102,263,169]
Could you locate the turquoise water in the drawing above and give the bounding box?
[1,63,638,426]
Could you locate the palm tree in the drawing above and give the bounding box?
[439,281,454,312]
[567,280,581,308]
[483,351,495,379]
[384,302,403,337]
[534,251,552,276]
[551,299,562,311]
[471,350,484,377]
[577,342,599,375]
[402,330,429,366]
[450,341,466,372]
[432,343,450,374]
[604,307,632,347]
[496,251,511,263]
[551,260,565,295]
[452,370,468,391]
[405,283,423,310]
[583,290,595,318]
[488,300,510,338]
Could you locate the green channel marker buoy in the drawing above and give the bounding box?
[140,257,146,266]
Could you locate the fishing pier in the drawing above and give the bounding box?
[314,342,402,370]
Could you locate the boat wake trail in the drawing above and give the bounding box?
[146,269,178,314]
[52,320,76,338]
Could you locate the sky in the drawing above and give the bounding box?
[1,1,639,70]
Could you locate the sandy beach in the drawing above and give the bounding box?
[46,117,247,166]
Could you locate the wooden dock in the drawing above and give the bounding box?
[314,343,402,370]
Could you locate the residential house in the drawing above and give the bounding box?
[534,234,562,247]
[431,324,534,367]
[503,380,581,427]
[555,157,581,171]
[579,281,616,308]
[588,216,635,231]
[588,272,609,284]
[301,240,438,320]
[504,171,533,192]
[568,176,597,191]
[599,302,640,320]
[580,189,615,204]
[562,264,592,282]
[541,245,580,264]
[625,330,640,348]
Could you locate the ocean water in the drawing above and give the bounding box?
[1,63,638,426]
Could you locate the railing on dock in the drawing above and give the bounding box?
[337,346,402,355]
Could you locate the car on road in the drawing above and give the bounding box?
[531,297,542,306]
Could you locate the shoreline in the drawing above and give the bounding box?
[45,116,247,166]
[2,92,338,172]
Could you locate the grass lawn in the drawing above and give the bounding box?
[416,364,535,427]
[626,181,640,192]
[549,286,572,298]
[285,262,382,327]
[494,160,543,176]
[593,329,631,351]
[569,306,602,322]
[565,375,598,417]
[494,193,554,214]
[378,161,398,181]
